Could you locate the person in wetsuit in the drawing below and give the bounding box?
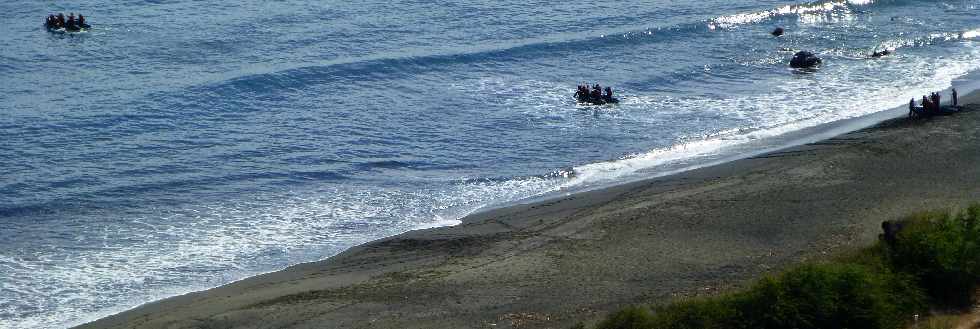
[921,95,932,113]
[603,87,613,102]
[66,13,78,30]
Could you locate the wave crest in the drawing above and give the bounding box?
[709,0,870,29]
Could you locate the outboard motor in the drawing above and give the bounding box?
[790,51,822,69]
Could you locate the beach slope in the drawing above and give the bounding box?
[79,95,980,329]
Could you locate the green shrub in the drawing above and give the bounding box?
[887,206,980,307]
[595,306,656,329]
[647,296,734,329]
[594,263,922,329]
[732,263,923,329]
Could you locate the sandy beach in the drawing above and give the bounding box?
[78,92,980,329]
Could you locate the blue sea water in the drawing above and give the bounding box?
[1,0,978,327]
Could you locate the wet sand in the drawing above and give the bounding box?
[78,93,980,329]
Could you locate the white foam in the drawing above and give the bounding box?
[964,29,980,40]
[0,176,573,329]
[710,0,861,29]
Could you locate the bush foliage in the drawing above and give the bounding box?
[596,264,922,329]
[886,206,980,307]
[591,205,980,329]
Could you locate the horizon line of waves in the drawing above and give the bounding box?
[190,30,704,100]
[190,21,980,104]
[709,0,875,30]
[183,14,805,102]
[180,0,944,103]
[0,169,353,220]
[353,159,477,173]
[172,0,909,101]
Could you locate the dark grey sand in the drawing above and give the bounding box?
[79,93,980,329]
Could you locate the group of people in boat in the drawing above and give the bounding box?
[574,84,618,105]
[45,13,89,31]
[909,88,959,118]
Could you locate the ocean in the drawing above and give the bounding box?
[1,0,978,327]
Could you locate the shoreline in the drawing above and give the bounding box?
[485,75,980,215]
[77,90,980,329]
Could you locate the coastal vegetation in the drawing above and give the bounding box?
[588,205,980,329]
